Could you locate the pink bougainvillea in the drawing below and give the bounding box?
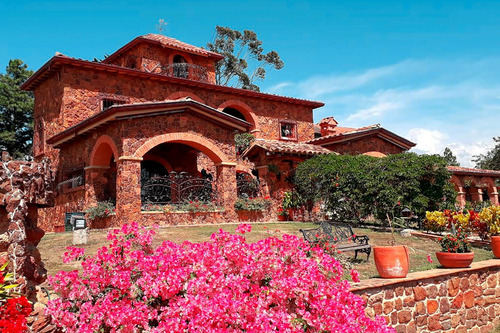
[46,222,394,332]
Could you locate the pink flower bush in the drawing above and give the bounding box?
[46,222,394,332]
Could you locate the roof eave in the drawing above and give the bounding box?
[102,37,224,65]
[47,100,251,147]
[20,57,324,108]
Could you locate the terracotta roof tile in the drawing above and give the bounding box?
[243,139,335,157]
[307,124,381,143]
[139,34,223,59]
[447,166,500,176]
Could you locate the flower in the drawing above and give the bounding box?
[350,269,361,283]
[426,254,433,263]
[45,223,394,333]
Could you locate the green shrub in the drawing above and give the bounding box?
[294,153,456,223]
[85,201,115,221]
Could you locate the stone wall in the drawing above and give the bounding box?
[323,135,407,156]
[351,260,500,333]
[0,153,54,300]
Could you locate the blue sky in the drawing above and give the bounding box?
[1,1,499,166]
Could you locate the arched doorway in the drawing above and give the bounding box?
[173,55,188,79]
[140,142,219,208]
[90,136,118,204]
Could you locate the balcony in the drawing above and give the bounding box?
[161,63,209,83]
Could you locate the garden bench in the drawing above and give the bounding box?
[299,221,371,260]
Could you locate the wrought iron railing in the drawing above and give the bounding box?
[156,63,210,83]
[236,178,261,199]
[141,172,217,205]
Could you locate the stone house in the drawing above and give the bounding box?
[20,34,496,231]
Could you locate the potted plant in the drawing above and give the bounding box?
[435,226,474,268]
[479,205,500,258]
[373,201,410,278]
[277,207,287,221]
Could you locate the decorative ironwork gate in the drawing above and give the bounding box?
[236,173,261,198]
[141,171,217,205]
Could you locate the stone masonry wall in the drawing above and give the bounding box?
[0,153,54,300]
[324,135,406,156]
[351,260,500,333]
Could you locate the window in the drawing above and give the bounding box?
[280,121,297,140]
[101,98,125,111]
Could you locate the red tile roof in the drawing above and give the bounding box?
[307,124,416,149]
[447,166,500,177]
[103,34,224,64]
[242,139,335,158]
[20,55,324,108]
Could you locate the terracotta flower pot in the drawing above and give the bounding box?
[54,225,66,233]
[491,236,500,258]
[373,245,409,278]
[436,251,474,268]
[277,215,287,221]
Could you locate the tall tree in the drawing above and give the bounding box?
[473,137,500,170]
[0,59,34,159]
[442,147,460,166]
[207,26,284,92]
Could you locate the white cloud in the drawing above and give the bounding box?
[263,57,500,166]
[407,128,448,154]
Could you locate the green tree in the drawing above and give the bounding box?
[473,137,500,170]
[442,147,460,166]
[294,153,456,223]
[207,26,284,92]
[0,59,34,159]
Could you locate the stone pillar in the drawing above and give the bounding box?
[456,187,466,208]
[490,187,499,205]
[255,165,270,197]
[471,188,482,203]
[115,157,142,224]
[84,165,109,206]
[215,162,237,212]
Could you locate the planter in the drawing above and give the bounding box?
[491,236,500,258]
[436,251,474,268]
[373,245,409,278]
[237,210,264,221]
[277,215,287,221]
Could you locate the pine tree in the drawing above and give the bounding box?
[0,59,34,159]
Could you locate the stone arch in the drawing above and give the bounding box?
[167,52,193,65]
[218,100,257,128]
[480,177,498,203]
[450,175,462,190]
[90,135,119,166]
[134,132,229,164]
[166,91,205,104]
[143,154,174,173]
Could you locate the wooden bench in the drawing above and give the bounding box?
[299,221,371,260]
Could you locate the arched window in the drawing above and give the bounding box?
[173,55,188,79]
[222,107,246,122]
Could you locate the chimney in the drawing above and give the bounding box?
[319,117,338,136]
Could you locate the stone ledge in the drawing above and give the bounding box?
[350,259,500,292]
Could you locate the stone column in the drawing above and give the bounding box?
[215,162,237,212]
[471,188,482,203]
[490,187,499,205]
[115,157,142,224]
[456,187,466,208]
[255,165,270,197]
[84,165,110,206]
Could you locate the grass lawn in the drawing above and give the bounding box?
[38,222,495,281]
